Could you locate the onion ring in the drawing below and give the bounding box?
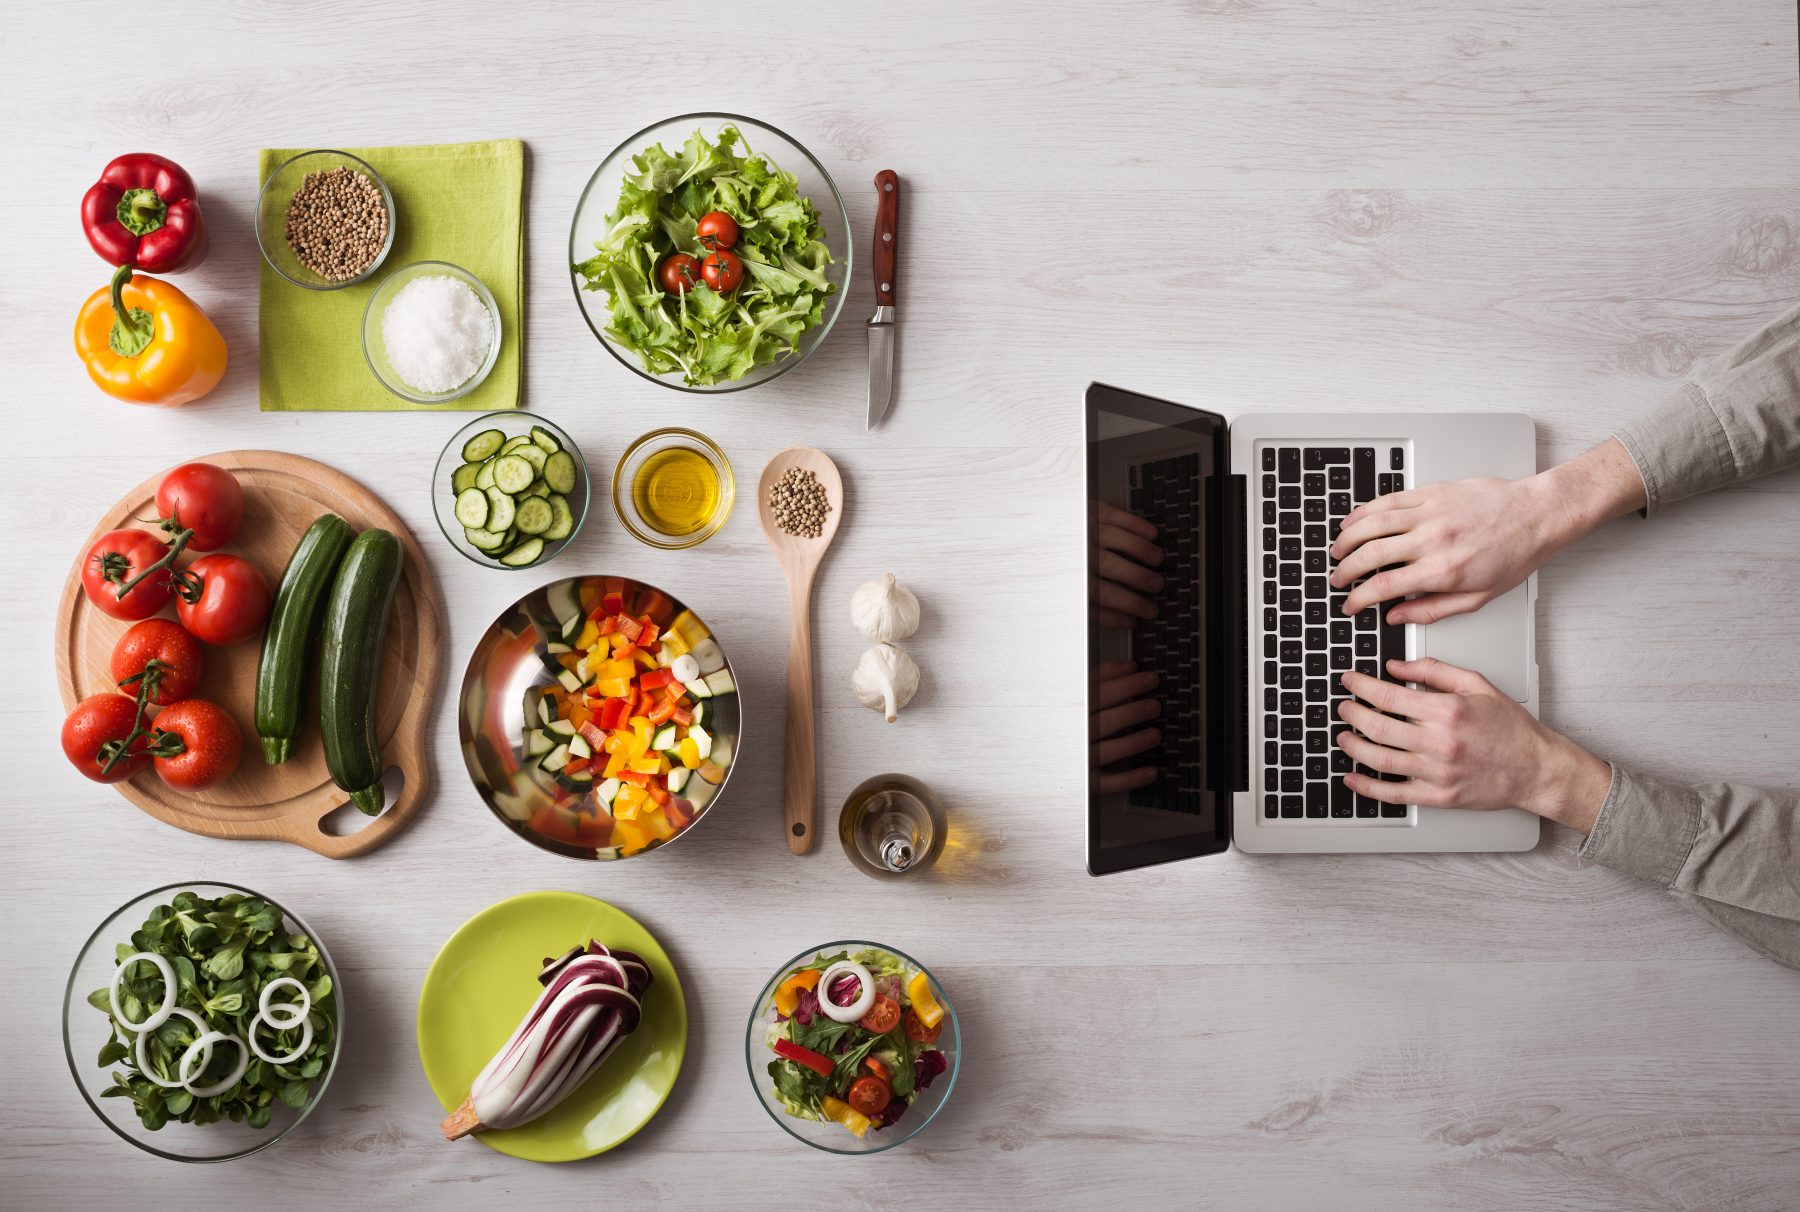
[257,976,312,1030]
[108,952,176,1034]
[817,960,876,1023]
[136,1008,210,1089]
[179,1031,249,1099]
[248,1009,315,1066]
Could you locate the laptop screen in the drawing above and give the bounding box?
[1085,384,1235,874]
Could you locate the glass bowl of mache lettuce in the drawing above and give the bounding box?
[61,882,342,1162]
[569,113,851,393]
[746,941,958,1154]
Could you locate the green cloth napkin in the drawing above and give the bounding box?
[258,139,523,411]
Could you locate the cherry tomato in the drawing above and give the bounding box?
[176,554,271,646]
[859,995,901,1034]
[695,210,739,251]
[659,254,702,295]
[81,529,173,621]
[110,619,204,705]
[904,1008,942,1044]
[61,693,151,783]
[155,462,245,552]
[150,699,241,790]
[847,1075,892,1117]
[701,249,745,293]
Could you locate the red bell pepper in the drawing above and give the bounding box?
[640,668,675,690]
[772,1038,835,1078]
[601,592,625,617]
[637,618,661,646]
[646,698,677,726]
[578,721,610,752]
[612,613,644,642]
[616,770,650,786]
[671,705,694,726]
[81,154,208,273]
[595,698,629,732]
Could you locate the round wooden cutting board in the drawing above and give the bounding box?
[55,451,442,857]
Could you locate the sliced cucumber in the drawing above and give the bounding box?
[522,478,549,499]
[485,487,516,532]
[515,496,553,536]
[595,777,621,812]
[494,455,534,494]
[464,525,506,551]
[510,443,548,472]
[474,458,498,491]
[531,426,562,453]
[462,428,506,462]
[451,462,481,493]
[544,451,578,494]
[499,434,533,454]
[544,494,575,541]
[502,537,545,567]
[454,488,489,528]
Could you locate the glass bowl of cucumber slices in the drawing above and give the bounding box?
[434,412,589,569]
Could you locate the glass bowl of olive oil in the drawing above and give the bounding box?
[612,428,735,549]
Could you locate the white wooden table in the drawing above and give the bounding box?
[5,3,1799,1208]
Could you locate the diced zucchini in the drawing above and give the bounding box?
[544,451,578,495]
[651,724,678,751]
[546,581,581,627]
[538,696,556,725]
[454,488,489,529]
[524,728,553,758]
[494,455,534,494]
[690,701,706,726]
[691,637,726,675]
[544,494,575,541]
[561,615,583,644]
[703,669,736,697]
[547,719,577,737]
[461,428,506,462]
[540,743,571,773]
[595,777,621,812]
[666,767,690,794]
[568,734,592,760]
[531,426,562,454]
[514,496,553,536]
[484,487,516,532]
[657,646,677,668]
[686,675,714,699]
[501,537,545,567]
[709,735,733,768]
[560,766,593,786]
[451,462,482,493]
[689,725,712,761]
[545,640,572,654]
[555,667,584,693]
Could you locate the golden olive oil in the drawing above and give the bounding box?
[632,447,720,537]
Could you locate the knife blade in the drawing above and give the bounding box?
[867,169,901,429]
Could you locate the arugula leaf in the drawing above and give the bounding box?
[572,125,837,386]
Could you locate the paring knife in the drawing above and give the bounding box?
[867,170,901,429]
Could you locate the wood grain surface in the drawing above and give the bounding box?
[54,451,441,857]
[4,2,1800,1210]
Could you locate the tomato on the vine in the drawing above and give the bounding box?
[904,1008,942,1044]
[659,254,702,295]
[61,693,151,783]
[695,210,739,251]
[701,249,744,293]
[859,994,901,1034]
[847,1075,892,1117]
[155,462,245,552]
[176,554,271,646]
[150,699,241,790]
[110,619,204,705]
[81,529,174,620]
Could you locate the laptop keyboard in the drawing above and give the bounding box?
[1126,453,1204,814]
[1258,443,1410,824]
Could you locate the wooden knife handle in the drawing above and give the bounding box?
[873,170,900,307]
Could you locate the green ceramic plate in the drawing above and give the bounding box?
[417,891,686,1162]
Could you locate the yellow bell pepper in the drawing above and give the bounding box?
[659,631,689,658]
[598,659,636,682]
[603,751,628,778]
[669,610,709,648]
[677,738,701,769]
[595,677,632,700]
[74,265,226,407]
[774,968,822,1017]
[628,755,663,775]
[907,972,945,1028]
[820,1097,872,1139]
[575,619,600,650]
[633,647,660,670]
[611,816,653,853]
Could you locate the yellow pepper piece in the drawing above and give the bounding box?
[594,678,632,700]
[576,619,600,650]
[629,756,662,775]
[677,738,701,769]
[820,1097,872,1139]
[598,659,636,682]
[773,969,822,1017]
[907,972,945,1029]
[610,633,632,653]
[611,816,653,854]
[669,610,709,647]
[658,631,689,658]
[602,751,628,778]
[74,266,227,407]
[632,647,660,670]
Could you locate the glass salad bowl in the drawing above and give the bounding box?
[568,113,852,394]
[61,882,344,1163]
[432,411,590,569]
[457,575,742,859]
[746,941,959,1154]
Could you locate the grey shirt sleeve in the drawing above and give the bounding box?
[1581,766,1800,970]
[1612,300,1800,514]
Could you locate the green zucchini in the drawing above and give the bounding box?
[255,514,353,765]
[319,529,403,815]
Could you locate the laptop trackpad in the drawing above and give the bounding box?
[1418,581,1533,703]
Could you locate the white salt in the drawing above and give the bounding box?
[380,274,495,394]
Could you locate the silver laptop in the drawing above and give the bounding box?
[1084,384,1540,874]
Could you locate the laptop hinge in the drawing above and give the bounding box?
[1223,471,1248,798]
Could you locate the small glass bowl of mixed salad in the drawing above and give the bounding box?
[746,942,957,1153]
[61,882,343,1162]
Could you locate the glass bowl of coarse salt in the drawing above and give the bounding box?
[361,260,502,404]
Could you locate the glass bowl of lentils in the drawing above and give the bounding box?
[361,261,502,403]
[255,149,395,290]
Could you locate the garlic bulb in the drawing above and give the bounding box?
[851,644,919,722]
[849,573,920,642]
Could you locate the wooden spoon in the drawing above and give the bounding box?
[757,447,845,854]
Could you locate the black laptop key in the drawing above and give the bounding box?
[1304,550,1326,574]
[1355,794,1379,818]
[1264,554,1277,579]
[1330,590,1348,615]
[1305,704,1327,728]
[1304,600,1326,625]
[1330,647,1351,670]
[1264,713,1279,739]
[1280,667,1303,689]
[1305,627,1326,649]
[1305,730,1327,755]
[1264,767,1279,791]
[1262,474,1276,499]
[1262,526,1277,550]
[1378,472,1401,496]
[1279,537,1301,561]
[1354,632,1377,657]
[1281,769,1303,793]
[1389,447,1404,470]
[1279,563,1299,586]
[1328,517,1343,541]
[1280,615,1301,638]
[1263,500,1276,525]
[1305,677,1327,703]
[1331,776,1352,816]
[1265,794,1279,818]
[1302,473,1325,496]
[1264,687,1278,711]
[1303,448,1326,471]
[1328,492,1352,517]
[1306,755,1329,780]
[1279,589,1301,612]
[1302,498,1325,522]
[1330,621,1351,645]
[1381,803,1408,818]
[1264,580,1277,604]
[1278,448,1299,482]
[1330,748,1352,774]
[1353,447,1375,500]
[1264,607,1278,632]
[1280,717,1303,741]
[1281,795,1303,819]
[1279,511,1300,535]
[1305,576,1328,599]
[1327,465,1350,491]
[1280,744,1303,769]
[1355,659,1378,681]
[1262,448,1276,471]
[1265,740,1280,766]
[1281,692,1303,716]
[1305,783,1327,817]
[1278,486,1300,509]
[1305,652,1326,676]
[1279,641,1302,663]
[1354,606,1378,631]
[1380,615,1405,670]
